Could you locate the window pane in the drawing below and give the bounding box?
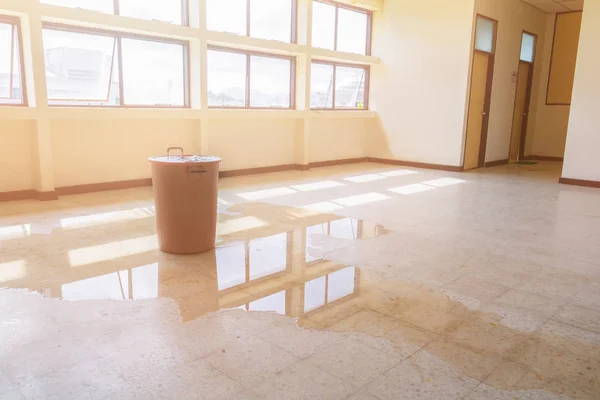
[121,38,185,106]
[207,50,246,107]
[304,276,326,312]
[310,63,333,108]
[250,0,292,42]
[249,233,287,280]
[520,32,536,62]
[0,23,23,104]
[207,0,247,35]
[337,8,368,54]
[312,1,335,50]
[335,66,366,109]
[43,29,119,106]
[249,290,286,315]
[327,267,355,302]
[40,0,114,14]
[216,244,246,290]
[119,0,183,25]
[475,16,495,53]
[250,56,290,108]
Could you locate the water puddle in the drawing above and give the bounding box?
[1,202,599,398]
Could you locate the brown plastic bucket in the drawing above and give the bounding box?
[149,147,222,254]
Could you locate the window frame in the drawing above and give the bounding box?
[313,0,373,56]
[0,15,28,107]
[42,22,190,108]
[207,0,298,44]
[310,60,370,111]
[207,45,296,110]
[42,0,189,26]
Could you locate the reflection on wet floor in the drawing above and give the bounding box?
[1,199,600,399]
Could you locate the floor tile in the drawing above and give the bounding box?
[251,360,357,400]
[362,349,479,400]
[552,304,600,333]
[205,335,300,385]
[259,321,342,359]
[305,336,401,388]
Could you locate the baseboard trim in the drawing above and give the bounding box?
[0,189,36,202]
[55,178,153,196]
[37,191,59,201]
[559,177,600,189]
[308,157,369,169]
[368,157,463,172]
[485,159,509,168]
[1,156,469,202]
[522,155,564,162]
[219,164,300,178]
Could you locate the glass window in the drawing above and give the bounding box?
[119,0,184,25]
[121,38,185,106]
[250,55,291,108]
[312,1,335,50]
[312,1,371,55]
[40,0,114,14]
[337,8,368,54]
[327,267,355,302]
[310,63,334,108]
[208,0,294,43]
[475,16,496,53]
[311,62,368,110]
[249,290,286,314]
[520,32,536,63]
[43,29,119,106]
[335,65,366,109]
[43,26,188,107]
[207,49,246,107]
[250,0,293,42]
[208,47,294,109]
[207,0,247,35]
[0,19,25,105]
[304,276,326,312]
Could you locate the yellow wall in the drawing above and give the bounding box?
[527,12,582,158]
[0,120,35,191]
[546,12,582,105]
[474,0,546,163]
[309,119,367,163]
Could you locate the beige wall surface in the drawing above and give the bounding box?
[209,118,297,171]
[562,0,600,182]
[474,0,546,163]
[369,0,475,167]
[0,120,35,192]
[527,13,582,158]
[50,119,196,187]
[309,118,367,163]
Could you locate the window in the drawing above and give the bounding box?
[43,25,188,107]
[207,47,294,109]
[207,0,296,43]
[312,0,371,55]
[310,62,368,110]
[40,0,186,25]
[0,17,26,105]
[520,32,536,63]
[474,15,496,53]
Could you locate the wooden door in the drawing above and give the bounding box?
[464,51,491,170]
[509,61,532,162]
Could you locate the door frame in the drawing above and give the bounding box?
[509,30,537,161]
[463,14,498,169]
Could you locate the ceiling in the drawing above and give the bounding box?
[521,0,584,13]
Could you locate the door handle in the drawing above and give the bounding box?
[523,113,528,116]
[482,112,487,116]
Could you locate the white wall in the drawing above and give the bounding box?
[474,0,546,162]
[527,14,571,158]
[562,0,600,182]
[369,0,475,167]
[0,120,35,192]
